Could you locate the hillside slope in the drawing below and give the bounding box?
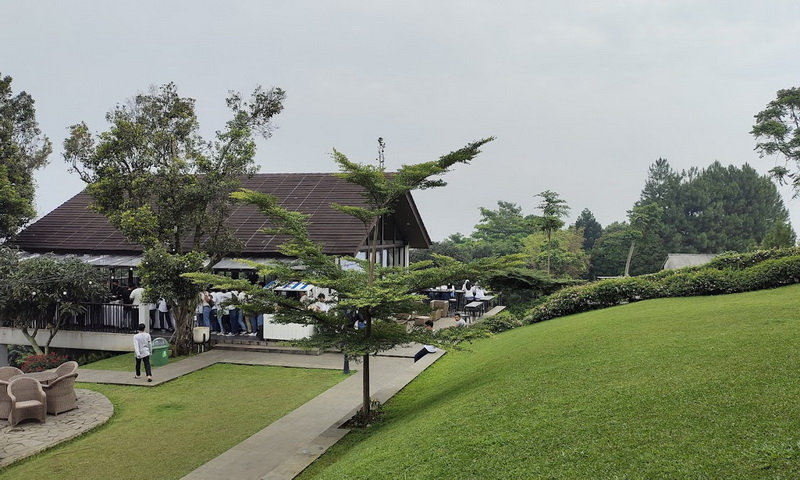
[302,285,800,479]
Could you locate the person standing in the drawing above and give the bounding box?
[133,323,153,382]
[158,298,174,332]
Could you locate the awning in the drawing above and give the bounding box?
[273,281,313,292]
[17,252,142,268]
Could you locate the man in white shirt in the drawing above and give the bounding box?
[133,323,153,382]
[453,313,467,327]
[130,285,145,306]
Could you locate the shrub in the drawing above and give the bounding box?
[705,247,800,271]
[20,352,69,373]
[478,311,524,333]
[525,254,800,324]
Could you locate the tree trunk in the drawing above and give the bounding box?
[173,301,195,356]
[343,354,350,374]
[44,325,60,356]
[546,230,552,275]
[360,219,381,418]
[624,239,636,277]
[20,327,43,355]
[361,353,370,419]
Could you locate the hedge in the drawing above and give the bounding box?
[525,252,800,324]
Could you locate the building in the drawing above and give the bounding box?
[1,173,431,352]
[662,253,718,270]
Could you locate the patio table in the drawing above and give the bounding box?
[10,371,58,385]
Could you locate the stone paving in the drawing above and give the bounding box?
[0,389,114,468]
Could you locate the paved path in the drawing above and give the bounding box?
[182,350,443,480]
[0,389,113,468]
[76,345,443,478]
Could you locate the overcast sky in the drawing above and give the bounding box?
[4,1,800,241]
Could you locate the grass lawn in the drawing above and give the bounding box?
[0,363,347,480]
[299,284,800,479]
[82,352,192,371]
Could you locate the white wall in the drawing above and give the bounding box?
[0,327,133,352]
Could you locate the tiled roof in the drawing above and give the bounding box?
[13,173,430,256]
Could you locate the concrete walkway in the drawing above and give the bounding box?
[76,345,443,479]
[182,351,442,480]
[77,349,353,386]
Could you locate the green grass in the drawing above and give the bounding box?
[0,364,347,480]
[300,284,800,479]
[83,352,192,371]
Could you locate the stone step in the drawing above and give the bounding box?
[211,342,322,355]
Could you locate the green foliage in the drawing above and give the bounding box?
[588,221,629,277]
[413,201,538,263]
[526,247,800,323]
[762,221,797,249]
[572,208,602,250]
[0,249,108,354]
[522,228,588,278]
[138,247,207,354]
[751,86,800,193]
[63,82,285,355]
[534,190,570,276]
[191,138,521,418]
[63,82,285,260]
[0,73,52,241]
[592,159,794,276]
[473,310,523,333]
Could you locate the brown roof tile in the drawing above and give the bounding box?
[13,173,430,256]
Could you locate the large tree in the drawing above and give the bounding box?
[623,203,662,277]
[0,74,52,241]
[618,159,794,275]
[572,208,602,251]
[189,138,521,420]
[751,87,800,193]
[412,201,537,264]
[63,83,285,354]
[522,227,588,279]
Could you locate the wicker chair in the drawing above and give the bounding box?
[0,366,23,381]
[8,377,47,427]
[54,361,79,378]
[43,372,78,415]
[0,379,11,419]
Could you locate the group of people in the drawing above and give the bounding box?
[197,288,262,337]
[110,280,175,331]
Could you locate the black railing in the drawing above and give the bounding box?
[1,303,139,334]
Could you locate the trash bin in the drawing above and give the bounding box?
[151,337,170,367]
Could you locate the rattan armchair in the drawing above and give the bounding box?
[0,366,23,381]
[8,377,47,427]
[43,372,78,415]
[0,379,11,419]
[54,361,79,378]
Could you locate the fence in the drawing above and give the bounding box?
[1,303,139,334]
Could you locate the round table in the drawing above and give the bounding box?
[10,371,58,385]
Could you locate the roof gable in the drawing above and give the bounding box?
[13,173,431,256]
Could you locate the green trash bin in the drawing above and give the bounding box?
[151,337,170,367]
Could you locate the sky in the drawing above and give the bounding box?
[3,0,800,241]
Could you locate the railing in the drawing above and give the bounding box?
[1,303,139,334]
